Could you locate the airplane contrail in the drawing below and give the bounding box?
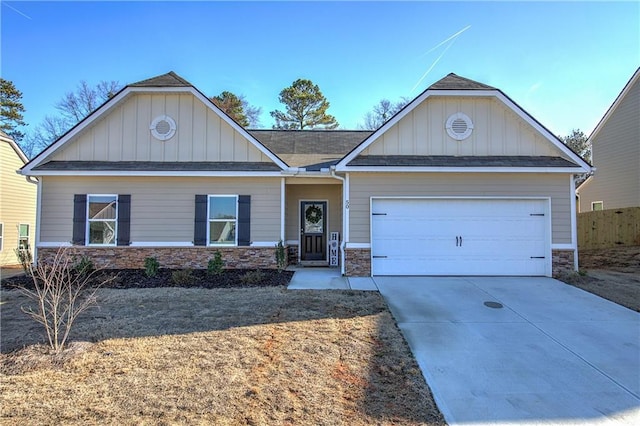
[410,25,471,93]
[420,25,471,58]
[3,2,32,20]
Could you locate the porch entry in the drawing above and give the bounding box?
[300,201,327,261]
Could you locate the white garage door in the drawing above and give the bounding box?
[371,198,550,276]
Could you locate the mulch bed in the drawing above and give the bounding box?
[1,269,294,290]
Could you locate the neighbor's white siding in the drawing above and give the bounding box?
[578,76,639,211]
[48,93,271,163]
[361,97,566,158]
[0,140,37,266]
[39,176,281,244]
[348,172,572,245]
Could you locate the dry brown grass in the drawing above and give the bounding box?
[0,287,445,425]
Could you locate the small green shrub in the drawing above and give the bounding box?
[171,269,194,285]
[73,255,95,276]
[240,270,266,285]
[207,251,224,276]
[144,257,160,278]
[14,247,33,276]
[275,240,286,273]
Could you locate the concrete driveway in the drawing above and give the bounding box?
[375,276,640,425]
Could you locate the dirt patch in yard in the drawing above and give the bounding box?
[0,287,446,425]
[557,246,640,312]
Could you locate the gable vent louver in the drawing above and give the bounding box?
[150,115,177,141]
[446,113,473,141]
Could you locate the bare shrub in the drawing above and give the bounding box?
[16,248,115,353]
[240,270,266,285]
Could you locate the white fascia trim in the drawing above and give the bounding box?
[280,178,286,242]
[250,241,280,247]
[336,88,592,173]
[26,170,287,177]
[21,85,289,175]
[34,178,43,265]
[38,242,73,247]
[493,92,592,171]
[336,166,585,174]
[551,243,576,250]
[130,242,194,247]
[337,89,438,167]
[187,88,289,170]
[570,175,579,270]
[345,242,370,249]
[21,88,134,174]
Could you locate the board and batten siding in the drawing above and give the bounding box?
[578,77,639,211]
[361,97,565,158]
[0,141,37,266]
[39,176,281,244]
[348,173,572,245]
[48,93,271,163]
[285,182,342,242]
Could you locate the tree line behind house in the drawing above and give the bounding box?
[1,77,590,162]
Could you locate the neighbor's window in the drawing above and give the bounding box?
[18,224,30,250]
[592,201,604,211]
[0,223,3,251]
[208,195,237,245]
[87,195,117,245]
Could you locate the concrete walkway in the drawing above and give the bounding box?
[375,276,640,425]
[287,267,377,290]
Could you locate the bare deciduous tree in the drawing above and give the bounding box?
[17,248,115,353]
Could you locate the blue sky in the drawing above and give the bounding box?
[2,1,639,137]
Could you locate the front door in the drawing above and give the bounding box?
[300,201,327,261]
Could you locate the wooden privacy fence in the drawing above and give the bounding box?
[578,207,640,249]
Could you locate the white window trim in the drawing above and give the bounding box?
[18,223,30,251]
[86,194,118,246]
[591,201,604,211]
[0,223,3,251]
[207,195,239,246]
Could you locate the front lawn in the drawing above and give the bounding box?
[0,287,445,425]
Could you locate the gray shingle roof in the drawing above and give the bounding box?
[347,155,579,168]
[250,130,371,155]
[33,161,281,172]
[428,73,496,90]
[129,71,192,87]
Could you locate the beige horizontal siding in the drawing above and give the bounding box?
[40,176,281,244]
[49,93,271,163]
[0,141,37,265]
[578,78,639,211]
[285,184,342,242]
[348,172,571,244]
[361,97,566,158]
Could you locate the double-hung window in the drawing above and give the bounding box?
[208,195,237,245]
[87,195,117,245]
[18,224,30,250]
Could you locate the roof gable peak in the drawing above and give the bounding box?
[129,71,192,88]
[429,73,496,91]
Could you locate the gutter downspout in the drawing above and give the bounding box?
[25,176,40,265]
[330,166,346,276]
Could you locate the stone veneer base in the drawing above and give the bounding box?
[37,246,286,270]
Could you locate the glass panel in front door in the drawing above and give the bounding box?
[304,203,324,233]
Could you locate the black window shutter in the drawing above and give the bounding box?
[72,194,87,245]
[194,195,208,246]
[237,195,251,246]
[117,195,131,246]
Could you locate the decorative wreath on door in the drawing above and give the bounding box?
[305,205,323,224]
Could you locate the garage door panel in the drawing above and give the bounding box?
[371,198,550,276]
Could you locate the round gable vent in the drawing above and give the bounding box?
[446,112,473,141]
[150,115,176,141]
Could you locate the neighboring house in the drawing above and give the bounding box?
[20,71,591,277]
[0,130,37,267]
[577,68,640,212]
